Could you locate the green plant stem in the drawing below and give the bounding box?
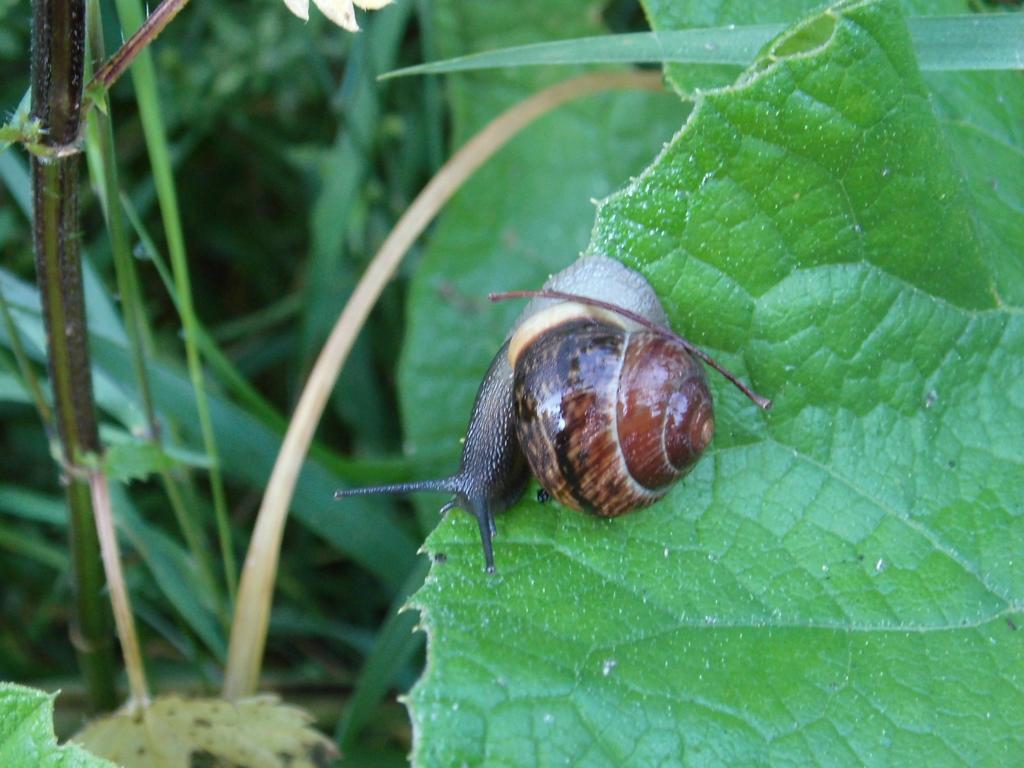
[65,479,118,711]
[30,0,117,713]
[84,0,158,441]
[84,0,222,619]
[113,0,237,606]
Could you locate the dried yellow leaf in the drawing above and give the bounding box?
[74,694,337,768]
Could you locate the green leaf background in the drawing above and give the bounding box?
[401,0,1023,765]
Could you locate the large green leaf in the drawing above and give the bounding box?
[403,0,1023,764]
[0,683,113,768]
[925,66,1024,306]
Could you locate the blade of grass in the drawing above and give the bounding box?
[1,269,135,434]
[269,607,376,658]
[122,195,420,488]
[84,0,159,440]
[0,285,54,431]
[910,13,1024,71]
[381,15,1024,79]
[0,265,421,581]
[413,0,445,173]
[301,7,412,453]
[111,482,228,661]
[81,10,224,616]
[0,369,30,402]
[0,480,228,661]
[112,0,237,604]
[0,485,65,524]
[83,0,224,625]
[381,24,781,79]
[133,598,201,667]
[335,559,427,751]
[94,329,422,581]
[120,194,290,435]
[211,293,303,345]
[0,523,67,570]
[0,153,32,214]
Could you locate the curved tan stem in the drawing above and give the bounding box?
[88,469,150,709]
[221,70,664,699]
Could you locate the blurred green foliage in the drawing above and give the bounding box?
[1,0,443,758]
[1,0,1020,764]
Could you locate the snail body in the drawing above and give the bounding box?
[336,256,766,572]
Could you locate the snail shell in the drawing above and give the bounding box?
[509,302,714,516]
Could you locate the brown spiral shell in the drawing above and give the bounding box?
[511,314,714,516]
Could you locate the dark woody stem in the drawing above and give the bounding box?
[31,0,117,710]
[87,0,191,98]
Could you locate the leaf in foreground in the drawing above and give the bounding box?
[0,682,113,768]
[74,695,336,768]
[406,0,1023,765]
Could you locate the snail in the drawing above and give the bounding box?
[335,256,771,572]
